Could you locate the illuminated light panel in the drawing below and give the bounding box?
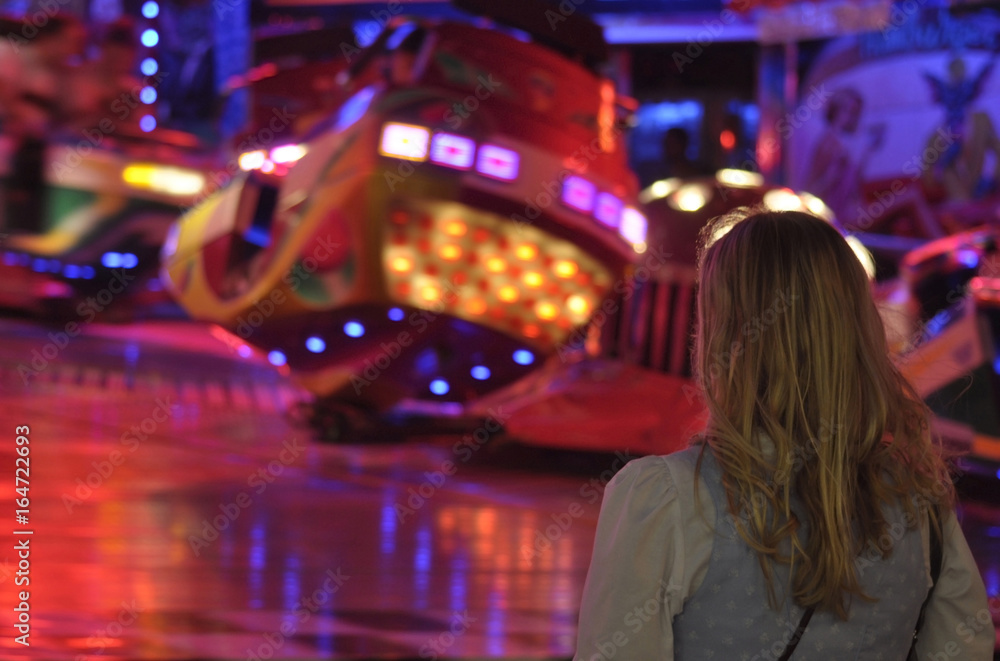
[238,150,266,171]
[671,184,709,212]
[562,175,596,212]
[471,365,491,380]
[344,321,365,338]
[641,177,680,203]
[466,298,487,315]
[553,260,578,279]
[498,285,519,303]
[443,220,467,236]
[476,145,519,181]
[270,144,307,164]
[439,244,462,261]
[567,294,590,316]
[268,350,287,366]
[595,192,623,228]
[515,244,537,261]
[390,256,413,273]
[763,188,806,212]
[430,379,450,395]
[523,272,543,288]
[430,133,475,170]
[535,302,558,320]
[379,123,430,161]
[123,164,205,196]
[716,168,763,189]
[306,336,326,352]
[620,208,648,246]
[798,191,835,221]
[421,285,442,302]
[388,307,405,321]
[486,257,507,273]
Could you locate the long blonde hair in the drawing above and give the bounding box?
[693,207,954,619]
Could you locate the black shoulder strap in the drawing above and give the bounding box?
[777,606,816,661]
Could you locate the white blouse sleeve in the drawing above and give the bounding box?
[914,508,995,660]
[575,455,695,661]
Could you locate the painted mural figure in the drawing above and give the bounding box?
[922,56,1000,201]
[804,88,944,238]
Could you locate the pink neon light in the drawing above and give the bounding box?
[595,192,623,228]
[430,133,475,170]
[562,176,596,212]
[476,145,519,181]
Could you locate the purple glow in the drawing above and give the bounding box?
[430,133,475,170]
[562,176,596,213]
[475,145,519,181]
[595,192,623,228]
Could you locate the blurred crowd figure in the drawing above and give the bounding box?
[0,13,140,233]
[660,127,712,179]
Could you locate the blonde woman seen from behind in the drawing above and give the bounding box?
[575,208,994,660]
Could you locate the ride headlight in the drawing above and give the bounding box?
[123,164,205,196]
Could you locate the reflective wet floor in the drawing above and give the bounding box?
[0,318,996,660]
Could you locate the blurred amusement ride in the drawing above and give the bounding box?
[2,0,998,479]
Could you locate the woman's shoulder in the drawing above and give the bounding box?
[608,445,706,499]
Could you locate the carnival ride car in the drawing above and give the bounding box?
[159,0,648,439]
[0,127,215,319]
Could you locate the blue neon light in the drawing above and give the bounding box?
[141,29,159,47]
[268,350,287,366]
[140,58,158,76]
[430,379,450,395]
[513,349,535,366]
[140,87,157,104]
[139,115,156,132]
[81,266,96,279]
[306,337,327,353]
[141,1,159,18]
[121,253,138,269]
[471,365,491,380]
[102,252,123,268]
[388,307,405,322]
[344,321,365,338]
